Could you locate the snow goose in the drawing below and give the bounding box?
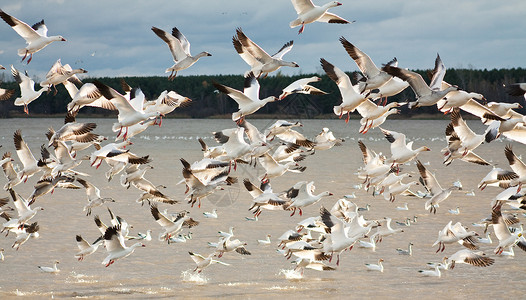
[449,108,498,154]
[93,81,162,140]
[339,37,393,93]
[442,122,491,166]
[356,100,402,134]
[40,59,87,94]
[502,144,526,190]
[8,188,44,226]
[122,165,175,205]
[364,258,384,272]
[151,26,211,80]
[150,205,198,241]
[128,230,152,241]
[313,127,344,150]
[416,160,459,214]
[0,79,15,101]
[233,28,298,78]
[1,152,21,189]
[396,203,409,211]
[289,0,352,34]
[418,265,441,277]
[448,206,460,215]
[279,76,328,100]
[198,138,225,159]
[28,175,73,204]
[284,181,333,216]
[37,261,60,273]
[358,236,377,251]
[382,180,418,202]
[0,9,66,63]
[213,72,277,121]
[481,112,526,144]
[88,140,150,169]
[101,225,145,267]
[64,82,115,113]
[319,206,363,265]
[382,54,458,108]
[75,235,103,261]
[426,257,450,270]
[362,108,399,134]
[432,221,479,253]
[243,178,289,217]
[476,232,492,244]
[77,178,115,216]
[321,58,369,123]
[257,234,272,245]
[11,222,39,250]
[11,66,49,114]
[491,203,526,255]
[505,83,526,100]
[265,120,314,148]
[189,251,229,273]
[215,235,251,258]
[47,112,99,147]
[485,102,523,119]
[396,242,413,255]
[203,209,218,219]
[381,128,431,167]
[143,90,191,122]
[258,153,306,180]
[436,81,486,113]
[446,249,494,269]
[292,257,336,275]
[181,161,237,208]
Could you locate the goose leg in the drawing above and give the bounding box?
[298,23,305,34]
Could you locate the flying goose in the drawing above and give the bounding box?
[0,9,66,63]
[289,0,353,34]
[151,26,211,80]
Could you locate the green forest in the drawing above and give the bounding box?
[1,67,525,119]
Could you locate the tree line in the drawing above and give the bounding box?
[0,67,525,119]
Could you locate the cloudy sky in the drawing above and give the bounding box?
[0,0,524,81]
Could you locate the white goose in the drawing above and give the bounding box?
[213,72,277,121]
[416,160,459,214]
[321,58,368,123]
[93,81,162,140]
[381,128,431,166]
[215,235,251,258]
[396,242,413,255]
[486,102,523,119]
[446,249,495,269]
[9,188,44,227]
[151,26,211,80]
[0,9,66,63]
[101,225,145,267]
[383,54,458,108]
[40,59,87,94]
[364,258,384,272]
[257,234,272,245]
[258,153,306,180]
[233,28,298,78]
[339,37,393,93]
[75,235,103,261]
[243,178,289,217]
[285,181,333,216]
[418,265,441,277]
[432,221,479,253]
[356,100,402,134]
[77,178,115,216]
[279,76,328,100]
[289,0,352,34]
[188,251,230,273]
[203,209,218,219]
[436,81,486,113]
[491,203,526,255]
[11,66,49,114]
[13,129,41,182]
[37,261,60,273]
[150,205,199,241]
[64,82,115,113]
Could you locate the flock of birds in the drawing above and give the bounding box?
[0,0,526,281]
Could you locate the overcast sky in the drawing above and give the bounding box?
[0,0,525,81]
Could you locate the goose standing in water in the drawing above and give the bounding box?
[37,261,60,273]
[364,258,384,272]
[396,242,413,255]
